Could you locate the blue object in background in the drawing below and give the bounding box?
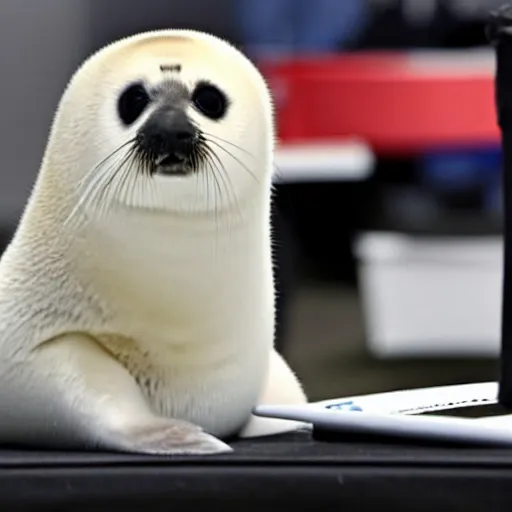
[419,147,503,215]
[236,0,368,57]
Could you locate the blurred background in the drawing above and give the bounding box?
[0,0,507,401]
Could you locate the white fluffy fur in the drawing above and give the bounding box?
[0,29,306,454]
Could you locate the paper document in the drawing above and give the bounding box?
[254,382,512,446]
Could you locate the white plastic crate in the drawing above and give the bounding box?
[354,232,503,358]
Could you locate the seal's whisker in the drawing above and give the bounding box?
[203,152,222,235]
[204,146,243,221]
[202,154,218,232]
[96,149,138,218]
[113,148,138,208]
[110,156,130,208]
[201,132,256,159]
[210,157,221,233]
[77,167,116,222]
[83,155,128,220]
[76,139,136,190]
[95,151,135,216]
[205,138,259,184]
[134,155,152,209]
[199,159,218,245]
[198,164,207,219]
[149,169,162,211]
[64,140,138,228]
[198,150,210,217]
[136,146,158,209]
[64,166,113,229]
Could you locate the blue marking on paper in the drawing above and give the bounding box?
[326,401,363,412]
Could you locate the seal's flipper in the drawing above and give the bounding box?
[239,349,308,438]
[0,333,231,455]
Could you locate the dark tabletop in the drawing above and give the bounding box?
[2,429,512,469]
[1,430,512,511]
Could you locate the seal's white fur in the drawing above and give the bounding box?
[0,29,306,454]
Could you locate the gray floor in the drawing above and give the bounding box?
[283,283,499,402]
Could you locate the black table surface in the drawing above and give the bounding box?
[3,429,512,511]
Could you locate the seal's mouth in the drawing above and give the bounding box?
[133,132,206,177]
[154,153,190,176]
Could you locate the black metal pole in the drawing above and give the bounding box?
[489,4,512,407]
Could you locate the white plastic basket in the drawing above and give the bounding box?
[354,232,503,358]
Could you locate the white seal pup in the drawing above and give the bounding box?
[0,29,307,455]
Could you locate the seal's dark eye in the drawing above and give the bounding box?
[117,83,150,126]
[192,82,228,120]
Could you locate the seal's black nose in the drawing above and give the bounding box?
[138,107,196,160]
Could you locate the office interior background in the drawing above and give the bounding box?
[0,0,505,401]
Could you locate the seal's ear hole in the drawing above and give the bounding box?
[118,83,151,126]
[191,81,229,121]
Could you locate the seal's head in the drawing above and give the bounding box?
[40,30,274,217]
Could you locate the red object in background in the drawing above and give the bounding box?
[260,52,500,155]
